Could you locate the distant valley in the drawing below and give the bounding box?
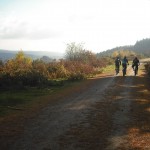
[0,50,65,61]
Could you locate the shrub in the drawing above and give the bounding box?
[47,63,69,79]
[68,72,86,81]
[145,63,150,76]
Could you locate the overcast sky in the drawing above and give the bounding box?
[0,0,150,53]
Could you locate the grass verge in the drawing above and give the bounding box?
[0,79,82,116]
[100,64,115,74]
[0,64,115,117]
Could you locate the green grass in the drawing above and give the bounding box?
[0,88,53,106]
[100,65,115,74]
[100,62,133,74]
[0,79,83,116]
[0,64,117,116]
[0,88,54,115]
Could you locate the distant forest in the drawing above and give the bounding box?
[97,38,150,59]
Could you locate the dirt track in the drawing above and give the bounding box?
[0,63,150,150]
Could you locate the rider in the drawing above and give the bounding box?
[122,56,129,75]
[132,57,140,73]
[115,56,121,74]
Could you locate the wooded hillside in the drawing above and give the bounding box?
[97,38,150,59]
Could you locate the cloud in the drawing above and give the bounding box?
[25,27,61,40]
[68,14,94,23]
[0,15,62,40]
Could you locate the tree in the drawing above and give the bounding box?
[65,42,84,61]
[3,51,32,77]
[112,51,119,58]
[1,51,33,86]
[65,42,96,64]
[0,60,3,71]
[40,56,53,63]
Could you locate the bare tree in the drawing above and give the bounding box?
[65,42,96,63]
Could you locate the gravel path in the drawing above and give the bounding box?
[11,75,116,150]
[105,66,134,150]
[1,63,150,150]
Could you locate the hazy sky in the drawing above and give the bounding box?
[0,0,150,53]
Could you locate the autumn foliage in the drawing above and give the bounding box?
[144,62,150,76]
[0,47,112,88]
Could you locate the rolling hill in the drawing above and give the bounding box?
[0,50,64,61]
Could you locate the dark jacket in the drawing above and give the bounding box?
[115,58,121,66]
[132,58,140,66]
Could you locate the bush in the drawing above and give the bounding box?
[47,79,65,86]
[48,63,69,79]
[0,50,114,89]
[145,63,150,76]
[68,72,86,81]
